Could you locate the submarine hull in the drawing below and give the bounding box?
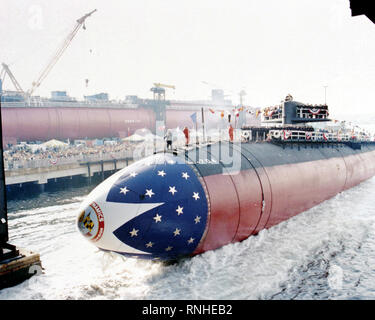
[191,142,375,254]
[77,141,375,260]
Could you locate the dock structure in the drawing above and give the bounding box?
[1,150,135,289]
[4,153,134,188]
[0,248,42,290]
[1,97,43,290]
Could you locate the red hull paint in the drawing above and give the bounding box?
[193,150,375,255]
[1,107,239,143]
[342,152,375,190]
[198,174,241,252]
[1,107,156,141]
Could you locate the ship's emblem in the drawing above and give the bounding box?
[83,215,94,232]
[77,202,105,242]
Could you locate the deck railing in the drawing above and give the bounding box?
[268,130,372,142]
[241,129,373,143]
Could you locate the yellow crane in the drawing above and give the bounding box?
[151,83,175,100]
[153,83,175,90]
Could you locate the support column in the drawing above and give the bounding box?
[87,163,91,184]
[100,160,104,181]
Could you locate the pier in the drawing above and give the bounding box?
[4,150,134,189]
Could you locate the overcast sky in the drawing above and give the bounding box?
[1,0,374,117]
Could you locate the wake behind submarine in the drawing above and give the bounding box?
[77,99,375,261]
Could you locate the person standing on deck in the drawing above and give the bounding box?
[166,129,173,150]
[229,124,234,142]
[183,126,190,146]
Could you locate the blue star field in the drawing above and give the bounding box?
[106,154,208,260]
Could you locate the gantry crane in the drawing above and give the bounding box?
[239,89,246,106]
[151,83,175,100]
[27,9,97,97]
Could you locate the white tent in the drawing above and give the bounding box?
[41,139,69,149]
[122,133,145,142]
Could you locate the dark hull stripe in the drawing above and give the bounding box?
[180,141,375,177]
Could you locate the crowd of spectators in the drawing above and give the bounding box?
[4,139,135,165]
[263,105,282,119]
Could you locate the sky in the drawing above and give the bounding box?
[0,0,374,118]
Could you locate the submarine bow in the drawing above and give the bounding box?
[77,140,375,260]
[77,153,209,260]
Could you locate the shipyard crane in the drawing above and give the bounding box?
[153,83,175,90]
[239,89,246,106]
[0,63,24,94]
[151,83,175,100]
[27,9,97,97]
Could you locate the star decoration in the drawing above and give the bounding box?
[176,206,184,215]
[187,237,195,244]
[182,172,190,180]
[107,154,208,258]
[153,214,162,223]
[173,228,181,236]
[158,170,166,177]
[169,186,177,195]
[145,189,155,198]
[129,228,139,237]
[120,187,129,195]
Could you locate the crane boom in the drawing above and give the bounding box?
[1,63,24,93]
[27,9,97,96]
[153,83,175,90]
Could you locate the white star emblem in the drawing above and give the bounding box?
[120,187,129,195]
[182,172,190,180]
[173,228,181,236]
[187,237,195,244]
[153,214,162,223]
[129,228,139,237]
[129,172,138,178]
[176,205,184,215]
[169,186,177,195]
[165,246,173,251]
[194,216,201,224]
[145,189,155,198]
[145,241,154,248]
[192,192,200,200]
[86,191,164,256]
[158,170,166,177]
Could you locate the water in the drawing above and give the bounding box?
[1,174,375,300]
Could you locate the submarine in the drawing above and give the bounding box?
[76,97,375,260]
